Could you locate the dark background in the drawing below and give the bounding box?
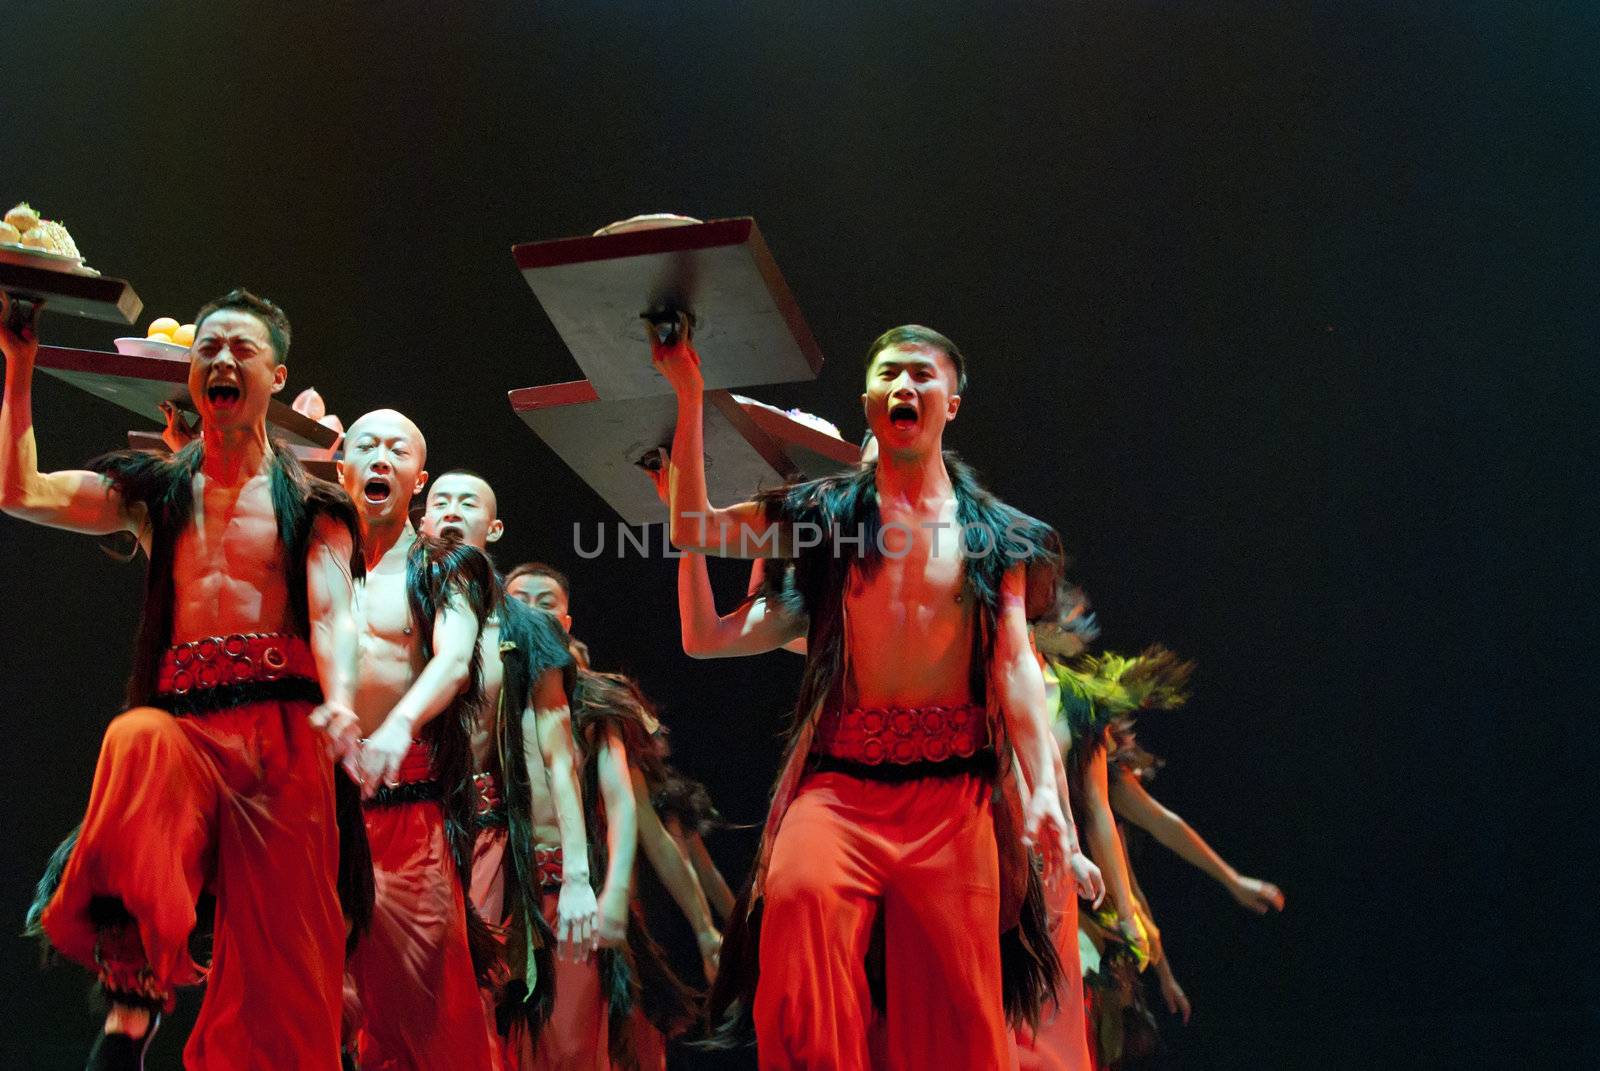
[2,2,1595,1067]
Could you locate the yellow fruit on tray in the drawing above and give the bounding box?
[4,202,40,234]
[147,317,180,339]
[148,332,175,344]
[172,323,196,346]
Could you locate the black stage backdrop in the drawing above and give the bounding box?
[1,3,1595,1068]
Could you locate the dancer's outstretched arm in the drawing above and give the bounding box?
[634,769,721,979]
[1109,766,1286,913]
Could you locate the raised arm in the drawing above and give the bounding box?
[647,454,806,656]
[995,564,1102,900]
[0,295,140,536]
[529,667,598,959]
[357,590,479,791]
[646,321,784,556]
[594,728,639,947]
[304,515,362,773]
[633,768,722,979]
[1109,766,1285,914]
[676,553,806,658]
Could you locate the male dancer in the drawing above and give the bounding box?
[418,471,598,1067]
[505,562,711,1068]
[3,289,364,1068]
[340,410,498,1069]
[654,321,1101,1066]
[506,562,724,982]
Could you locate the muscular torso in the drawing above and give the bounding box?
[169,471,292,642]
[352,537,424,736]
[842,493,976,707]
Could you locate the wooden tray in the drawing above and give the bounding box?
[0,262,141,324]
[512,217,822,400]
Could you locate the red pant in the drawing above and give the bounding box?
[347,749,491,1071]
[526,882,610,1070]
[39,690,344,1069]
[754,770,1006,1071]
[1012,876,1092,1071]
[471,823,511,1071]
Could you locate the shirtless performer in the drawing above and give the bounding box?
[504,563,707,1068]
[339,410,498,1070]
[654,320,1102,1066]
[2,289,364,1069]
[417,471,597,1068]
[506,562,723,979]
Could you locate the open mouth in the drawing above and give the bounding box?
[363,478,392,504]
[889,403,919,429]
[207,383,242,409]
[437,522,465,541]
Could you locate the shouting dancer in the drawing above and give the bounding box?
[418,471,597,1067]
[339,410,500,1069]
[654,320,1102,1067]
[4,290,366,1069]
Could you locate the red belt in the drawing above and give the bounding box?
[473,771,504,815]
[812,703,990,765]
[535,846,563,889]
[156,632,315,695]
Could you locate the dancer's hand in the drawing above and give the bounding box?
[1229,875,1285,914]
[1070,850,1105,907]
[556,879,599,963]
[697,926,722,983]
[643,447,670,504]
[1021,782,1072,881]
[309,700,361,769]
[1118,914,1151,971]
[158,401,197,452]
[0,292,42,365]
[646,313,703,398]
[1156,960,1191,1023]
[356,718,412,797]
[596,889,629,948]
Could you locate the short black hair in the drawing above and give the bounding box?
[506,561,569,600]
[433,468,492,489]
[194,288,291,365]
[864,324,967,395]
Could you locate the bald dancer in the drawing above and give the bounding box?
[418,471,596,1067]
[340,410,498,1070]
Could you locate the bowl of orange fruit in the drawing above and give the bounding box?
[114,317,194,361]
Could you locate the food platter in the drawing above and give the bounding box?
[0,242,89,273]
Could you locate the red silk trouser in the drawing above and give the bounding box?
[347,770,492,1071]
[39,698,345,1070]
[472,830,611,1071]
[754,770,1007,1071]
[471,823,512,1071]
[526,880,610,1070]
[1012,873,1092,1070]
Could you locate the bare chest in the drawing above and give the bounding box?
[172,475,282,584]
[355,566,417,651]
